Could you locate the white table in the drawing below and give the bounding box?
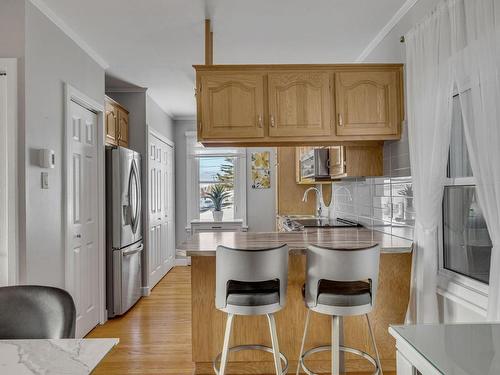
[389,324,500,375]
[0,338,118,374]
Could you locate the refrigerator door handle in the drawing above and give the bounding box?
[122,243,144,256]
[128,159,140,233]
[134,158,142,232]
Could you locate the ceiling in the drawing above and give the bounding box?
[41,0,408,118]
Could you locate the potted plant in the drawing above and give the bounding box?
[206,184,230,221]
[398,184,414,222]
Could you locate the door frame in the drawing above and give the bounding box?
[143,126,174,295]
[0,58,18,286]
[64,83,106,325]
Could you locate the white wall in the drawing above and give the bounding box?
[173,119,194,246]
[246,147,277,232]
[146,95,174,142]
[173,119,277,246]
[364,0,485,322]
[21,1,104,286]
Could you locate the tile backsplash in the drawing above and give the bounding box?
[325,121,415,241]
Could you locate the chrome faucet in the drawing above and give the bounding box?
[302,187,323,218]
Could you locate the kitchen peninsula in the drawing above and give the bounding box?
[178,227,413,374]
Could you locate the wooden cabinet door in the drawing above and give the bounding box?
[268,71,331,137]
[335,71,400,136]
[200,73,265,139]
[117,108,129,147]
[105,101,118,146]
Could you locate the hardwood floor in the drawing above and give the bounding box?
[88,266,395,375]
[87,266,193,374]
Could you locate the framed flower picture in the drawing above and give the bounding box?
[251,151,271,189]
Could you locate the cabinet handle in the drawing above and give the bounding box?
[338,113,343,127]
[258,115,263,128]
[270,115,275,127]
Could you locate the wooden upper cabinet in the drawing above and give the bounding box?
[268,71,331,137]
[199,72,265,139]
[117,107,129,147]
[335,70,401,137]
[194,65,403,145]
[105,101,118,146]
[105,96,129,147]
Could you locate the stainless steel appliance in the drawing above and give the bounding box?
[299,147,346,181]
[106,147,143,317]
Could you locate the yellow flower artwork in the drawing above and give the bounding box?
[251,151,271,189]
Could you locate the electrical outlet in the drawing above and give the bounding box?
[41,172,49,189]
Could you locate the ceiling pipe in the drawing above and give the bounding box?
[205,19,213,65]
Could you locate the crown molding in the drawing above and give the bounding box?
[355,0,420,62]
[29,0,109,69]
[173,115,196,122]
[106,87,147,93]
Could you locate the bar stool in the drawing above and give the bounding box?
[214,244,289,375]
[296,244,382,375]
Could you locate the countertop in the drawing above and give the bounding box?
[0,338,118,374]
[178,227,413,256]
[390,323,500,375]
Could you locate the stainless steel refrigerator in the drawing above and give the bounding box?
[106,147,143,317]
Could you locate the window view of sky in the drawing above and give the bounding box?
[199,157,231,182]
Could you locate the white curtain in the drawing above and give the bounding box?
[451,0,500,320]
[405,3,455,323]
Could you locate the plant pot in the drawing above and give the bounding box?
[213,210,223,222]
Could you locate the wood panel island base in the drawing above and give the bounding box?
[179,229,413,374]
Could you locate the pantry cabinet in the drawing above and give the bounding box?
[105,96,129,147]
[194,64,404,146]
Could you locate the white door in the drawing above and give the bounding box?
[147,134,174,289]
[67,100,100,338]
[0,74,7,287]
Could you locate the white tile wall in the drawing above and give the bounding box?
[329,122,414,240]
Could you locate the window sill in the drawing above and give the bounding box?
[437,271,488,317]
[190,218,243,224]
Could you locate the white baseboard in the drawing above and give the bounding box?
[174,257,191,266]
[141,286,151,296]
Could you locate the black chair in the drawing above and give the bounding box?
[0,285,76,339]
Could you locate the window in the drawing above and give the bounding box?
[185,132,247,225]
[441,94,492,285]
[199,157,235,220]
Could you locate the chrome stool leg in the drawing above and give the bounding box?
[366,314,383,375]
[332,316,340,375]
[213,313,288,375]
[219,313,234,375]
[296,309,311,375]
[299,312,380,375]
[267,313,283,375]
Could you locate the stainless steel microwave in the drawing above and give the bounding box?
[299,147,346,181]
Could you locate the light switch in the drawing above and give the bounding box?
[41,172,49,189]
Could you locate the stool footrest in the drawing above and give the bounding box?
[213,344,288,375]
[299,345,380,375]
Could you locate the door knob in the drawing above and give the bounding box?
[76,234,81,238]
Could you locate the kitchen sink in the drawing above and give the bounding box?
[282,216,362,231]
[294,217,362,228]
